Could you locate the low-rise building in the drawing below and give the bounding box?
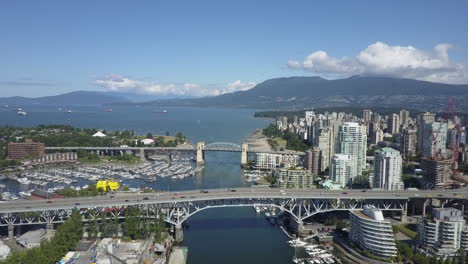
[275,168,314,189]
[7,139,45,160]
[254,153,302,169]
[418,207,468,256]
[420,158,452,189]
[349,206,397,258]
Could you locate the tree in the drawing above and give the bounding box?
[146,133,153,139]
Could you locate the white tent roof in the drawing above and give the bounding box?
[93,131,106,137]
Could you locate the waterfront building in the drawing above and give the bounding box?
[330,154,352,187]
[254,153,302,169]
[418,207,468,256]
[349,206,398,258]
[420,158,452,189]
[336,122,367,177]
[26,152,78,165]
[373,148,404,190]
[275,168,314,189]
[421,122,448,159]
[7,139,45,160]
[389,114,400,134]
[362,109,372,122]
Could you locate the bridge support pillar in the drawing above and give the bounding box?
[46,223,55,240]
[401,201,408,223]
[174,224,183,243]
[138,148,146,161]
[196,142,205,166]
[7,225,14,241]
[241,143,248,166]
[422,199,429,219]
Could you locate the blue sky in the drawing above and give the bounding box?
[1,0,467,97]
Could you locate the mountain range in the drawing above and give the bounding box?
[128,76,468,111]
[0,91,130,106]
[2,76,468,111]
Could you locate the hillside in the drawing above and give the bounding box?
[0,91,129,106]
[133,76,468,111]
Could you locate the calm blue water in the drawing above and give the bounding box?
[0,106,293,264]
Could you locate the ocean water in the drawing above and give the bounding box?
[0,105,293,264]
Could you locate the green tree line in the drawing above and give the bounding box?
[0,210,83,264]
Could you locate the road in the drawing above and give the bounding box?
[0,187,466,214]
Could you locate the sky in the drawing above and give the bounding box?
[1,0,468,97]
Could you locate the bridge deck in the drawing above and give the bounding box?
[0,188,464,214]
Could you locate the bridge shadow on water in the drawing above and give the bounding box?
[183,207,293,264]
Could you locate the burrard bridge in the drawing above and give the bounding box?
[45,141,305,165]
[0,188,466,242]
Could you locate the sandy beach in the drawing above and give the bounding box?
[244,128,272,152]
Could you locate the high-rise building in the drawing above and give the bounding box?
[421,122,448,159]
[330,154,352,187]
[401,129,417,158]
[371,129,384,145]
[7,139,45,160]
[317,127,331,172]
[417,112,436,152]
[363,109,373,122]
[372,113,381,123]
[399,109,410,127]
[388,114,400,134]
[418,207,468,256]
[420,158,452,189]
[306,147,320,175]
[349,206,398,258]
[336,122,367,177]
[275,169,315,189]
[373,148,404,190]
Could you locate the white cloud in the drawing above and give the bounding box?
[94,75,256,97]
[287,42,468,84]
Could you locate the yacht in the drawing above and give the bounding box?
[288,239,307,248]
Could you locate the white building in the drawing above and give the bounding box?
[373,148,404,190]
[330,154,352,187]
[362,109,372,122]
[254,153,301,169]
[336,122,367,178]
[418,207,468,256]
[421,122,447,159]
[349,206,398,258]
[389,114,400,134]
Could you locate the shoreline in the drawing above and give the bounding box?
[244,128,272,152]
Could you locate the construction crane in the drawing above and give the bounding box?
[448,97,463,179]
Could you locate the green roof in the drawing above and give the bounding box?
[380,147,399,153]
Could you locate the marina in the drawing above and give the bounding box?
[0,153,203,199]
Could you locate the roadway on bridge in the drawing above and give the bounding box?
[0,188,466,214]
